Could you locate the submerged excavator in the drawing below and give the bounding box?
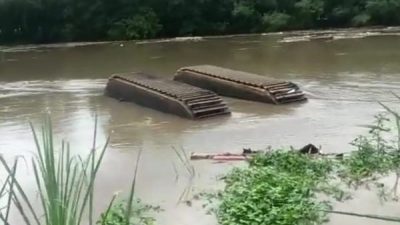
[105,65,307,119]
[105,72,231,119]
[174,65,307,104]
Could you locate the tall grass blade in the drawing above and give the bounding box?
[124,149,142,225]
[5,159,18,222]
[0,212,12,225]
[391,91,400,101]
[0,174,10,200]
[89,115,98,225]
[100,194,117,225]
[0,157,40,225]
[31,159,50,225]
[11,192,33,225]
[173,147,194,177]
[77,136,110,225]
[379,102,400,119]
[0,115,121,225]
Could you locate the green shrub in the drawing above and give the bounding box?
[250,150,334,182]
[213,96,400,225]
[107,8,162,40]
[262,12,291,31]
[217,163,331,225]
[351,13,371,26]
[98,200,160,225]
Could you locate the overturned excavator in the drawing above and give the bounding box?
[174,65,307,104]
[105,73,231,119]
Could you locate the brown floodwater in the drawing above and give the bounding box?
[1,32,400,224]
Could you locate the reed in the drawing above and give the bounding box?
[0,116,143,225]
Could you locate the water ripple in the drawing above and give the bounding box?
[0,79,107,98]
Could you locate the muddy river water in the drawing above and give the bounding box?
[1,32,400,224]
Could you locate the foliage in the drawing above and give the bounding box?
[351,13,371,26]
[250,150,334,182]
[294,0,324,28]
[98,200,160,225]
[230,1,262,33]
[2,0,400,43]
[211,95,400,225]
[339,115,395,185]
[366,0,400,25]
[262,12,291,31]
[0,117,108,225]
[107,8,162,40]
[219,168,331,225]
[0,117,155,225]
[217,151,333,225]
[339,98,400,192]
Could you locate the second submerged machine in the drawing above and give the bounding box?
[174,65,307,104]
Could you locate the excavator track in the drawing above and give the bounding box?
[105,72,231,119]
[174,65,307,104]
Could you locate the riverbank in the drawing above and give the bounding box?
[2,26,400,52]
[2,0,400,44]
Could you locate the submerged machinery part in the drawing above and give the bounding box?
[105,72,231,119]
[174,65,307,104]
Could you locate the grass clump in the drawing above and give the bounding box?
[0,116,157,225]
[0,117,107,225]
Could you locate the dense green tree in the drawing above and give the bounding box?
[1,0,400,44]
[293,0,324,28]
[230,1,262,33]
[366,0,400,25]
[107,7,161,39]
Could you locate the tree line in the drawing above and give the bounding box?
[1,0,400,44]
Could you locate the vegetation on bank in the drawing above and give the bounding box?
[1,0,400,44]
[206,97,400,225]
[0,117,156,225]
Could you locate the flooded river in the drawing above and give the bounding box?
[1,32,400,224]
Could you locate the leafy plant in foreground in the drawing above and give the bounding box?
[98,200,160,225]
[339,114,395,186]
[213,94,400,225]
[211,150,337,225]
[250,150,334,183]
[218,165,332,225]
[338,95,400,197]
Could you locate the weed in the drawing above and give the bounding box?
[339,114,395,186]
[173,147,196,205]
[97,200,160,225]
[211,94,400,225]
[0,116,156,225]
[217,158,332,225]
[250,150,334,183]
